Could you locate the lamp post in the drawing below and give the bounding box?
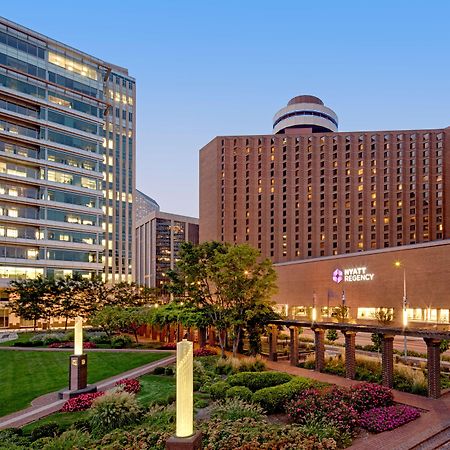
[166,339,202,449]
[395,261,408,357]
[60,316,96,399]
[312,291,317,322]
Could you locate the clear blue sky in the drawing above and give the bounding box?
[3,1,450,217]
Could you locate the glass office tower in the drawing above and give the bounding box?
[0,17,135,294]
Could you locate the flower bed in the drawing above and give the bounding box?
[193,347,217,357]
[115,378,141,394]
[359,405,421,433]
[61,391,104,412]
[158,343,176,350]
[48,341,97,349]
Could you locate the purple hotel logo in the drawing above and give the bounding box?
[332,269,344,284]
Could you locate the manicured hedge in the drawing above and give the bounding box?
[225,386,253,402]
[209,381,230,400]
[252,377,318,413]
[227,371,292,392]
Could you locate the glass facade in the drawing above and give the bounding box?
[0,18,113,287]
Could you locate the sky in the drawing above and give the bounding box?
[2,1,449,217]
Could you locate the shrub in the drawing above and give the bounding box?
[89,390,143,436]
[193,347,217,357]
[47,341,97,349]
[253,377,318,413]
[299,417,352,448]
[394,365,427,396]
[326,329,338,343]
[61,391,104,412]
[210,398,265,421]
[200,417,337,450]
[153,366,166,375]
[228,371,292,391]
[158,342,176,350]
[85,331,109,344]
[0,428,31,448]
[115,378,141,394]
[215,355,266,375]
[37,429,91,450]
[30,422,61,441]
[72,418,91,432]
[225,386,253,402]
[350,383,393,412]
[13,340,42,347]
[110,334,132,348]
[164,366,174,376]
[286,386,359,434]
[40,334,65,346]
[209,381,230,400]
[359,405,421,433]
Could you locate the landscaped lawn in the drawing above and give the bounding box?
[0,350,171,417]
[22,373,177,432]
[0,332,34,347]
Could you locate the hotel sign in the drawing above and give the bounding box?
[333,267,374,283]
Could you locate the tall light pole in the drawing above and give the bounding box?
[395,261,408,357]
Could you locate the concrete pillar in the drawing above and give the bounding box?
[289,326,299,366]
[343,331,356,379]
[424,338,441,399]
[313,328,325,372]
[268,326,278,362]
[381,335,395,388]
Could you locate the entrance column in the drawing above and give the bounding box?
[381,334,395,388]
[424,338,441,399]
[289,326,299,366]
[343,331,356,379]
[268,325,278,362]
[313,328,325,372]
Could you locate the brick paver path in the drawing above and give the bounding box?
[0,352,175,429]
[266,360,450,450]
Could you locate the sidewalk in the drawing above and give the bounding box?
[266,360,450,450]
[0,353,175,429]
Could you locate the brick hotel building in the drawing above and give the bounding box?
[200,95,450,327]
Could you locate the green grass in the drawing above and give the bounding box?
[19,373,177,433]
[138,374,175,406]
[0,332,36,347]
[21,411,86,434]
[0,350,171,417]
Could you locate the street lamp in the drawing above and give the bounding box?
[395,261,408,357]
[312,291,317,322]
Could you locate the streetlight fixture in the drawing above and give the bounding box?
[395,261,408,357]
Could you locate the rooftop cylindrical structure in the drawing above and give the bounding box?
[273,95,338,134]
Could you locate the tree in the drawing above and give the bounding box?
[326,329,338,344]
[52,274,87,330]
[110,282,146,307]
[118,307,153,343]
[371,308,395,353]
[7,277,53,330]
[168,241,278,357]
[89,306,123,337]
[331,304,349,323]
[372,308,394,325]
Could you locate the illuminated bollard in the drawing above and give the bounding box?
[59,316,97,399]
[176,339,193,437]
[166,339,202,449]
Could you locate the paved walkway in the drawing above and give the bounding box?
[0,353,175,429]
[266,360,450,450]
